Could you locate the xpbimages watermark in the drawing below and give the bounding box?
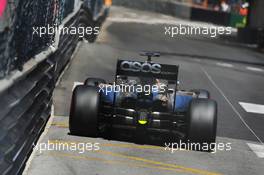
[33,140,100,154]
[165,24,232,38]
[164,140,232,153]
[99,82,166,95]
[33,24,100,38]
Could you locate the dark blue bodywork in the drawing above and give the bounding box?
[100,87,193,112]
[83,0,107,20]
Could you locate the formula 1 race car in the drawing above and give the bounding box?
[69,52,217,146]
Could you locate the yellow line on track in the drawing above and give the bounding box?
[49,152,187,174]
[51,122,68,128]
[48,140,166,151]
[47,140,221,175]
[96,150,221,175]
[102,142,164,150]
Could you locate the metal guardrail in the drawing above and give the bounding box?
[0,11,77,175]
[257,28,264,49]
[0,8,80,175]
[0,28,14,78]
[14,0,75,74]
[0,0,75,79]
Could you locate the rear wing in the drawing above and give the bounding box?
[116,60,179,81]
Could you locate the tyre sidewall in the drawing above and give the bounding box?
[187,99,217,147]
[69,85,100,136]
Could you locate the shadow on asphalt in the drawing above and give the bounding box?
[69,128,182,146]
[68,129,214,153]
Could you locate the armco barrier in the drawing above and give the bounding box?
[113,0,191,19]
[190,7,230,26]
[0,1,108,174]
[0,28,15,78]
[0,9,79,175]
[113,0,233,27]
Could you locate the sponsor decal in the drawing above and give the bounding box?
[120,61,161,74]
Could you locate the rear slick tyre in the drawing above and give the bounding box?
[69,85,100,137]
[187,99,217,151]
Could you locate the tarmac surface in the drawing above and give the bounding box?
[23,6,264,175]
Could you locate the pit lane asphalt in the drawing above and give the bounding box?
[23,6,264,175]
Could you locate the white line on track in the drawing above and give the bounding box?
[72,82,83,91]
[108,17,198,26]
[193,58,201,62]
[108,17,237,31]
[200,66,263,145]
[246,67,264,72]
[247,143,264,158]
[239,102,264,115]
[216,62,234,68]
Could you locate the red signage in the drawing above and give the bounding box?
[0,0,7,17]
